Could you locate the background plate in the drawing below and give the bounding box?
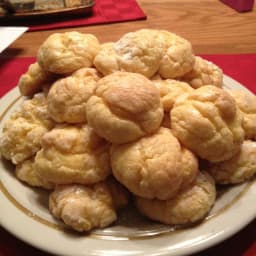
[0,0,94,20]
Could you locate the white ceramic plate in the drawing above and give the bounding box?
[0,75,256,256]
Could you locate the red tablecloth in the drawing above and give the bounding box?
[0,0,146,32]
[0,55,255,256]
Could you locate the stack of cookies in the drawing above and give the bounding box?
[0,29,255,232]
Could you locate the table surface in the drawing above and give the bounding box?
[2,0,256,57]
[0,0,256,256]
